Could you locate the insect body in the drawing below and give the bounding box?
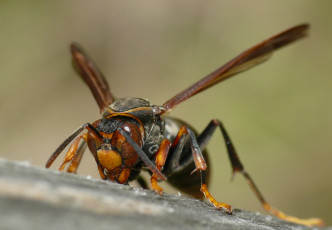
[46,24,323,226]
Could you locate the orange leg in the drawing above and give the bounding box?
[58,133,87,171]
[58,130,107,179]
[46,122,103,170]
[67,141,87,173]
[66,130,107,177]
[150,139,171,195]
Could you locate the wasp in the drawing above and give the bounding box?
[46,24,323,226]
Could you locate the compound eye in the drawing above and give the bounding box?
[111,122,142,159]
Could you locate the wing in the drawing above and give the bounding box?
[71,43,114,113]
[162,24,309,113]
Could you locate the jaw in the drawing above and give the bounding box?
[102,167,131,184]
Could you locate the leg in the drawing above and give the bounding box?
[197,119,323,226]
[185,126,233,213]
[200,170,232,213]
[58,133,87,171]
[46,122,103,172]
[67,141,87,173]
[197,119,243,177]
[167,125,233,213]
[150,139,171,194]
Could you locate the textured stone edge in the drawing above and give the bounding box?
[0,159,327,230]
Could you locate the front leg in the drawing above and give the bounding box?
[46,123,103,173]
[150,139,171,194]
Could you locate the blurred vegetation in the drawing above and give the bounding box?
[0,0,331,225]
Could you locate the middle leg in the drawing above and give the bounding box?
[167,125,233,213]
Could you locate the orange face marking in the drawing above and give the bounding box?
[97,149,122,171]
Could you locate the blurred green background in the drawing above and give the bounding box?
[0,0,331,226]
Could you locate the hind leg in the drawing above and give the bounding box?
[196,119,323,226]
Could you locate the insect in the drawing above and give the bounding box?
[46,24,323,227]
